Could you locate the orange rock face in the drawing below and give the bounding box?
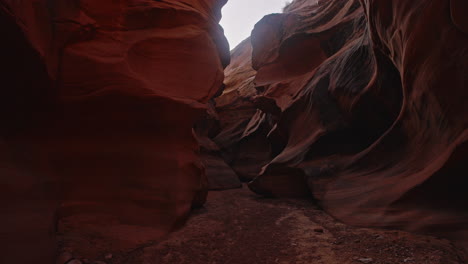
[0,0,229,262]
[1,0,467,262]
[211,0,468,251]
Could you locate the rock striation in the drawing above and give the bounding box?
[210,0,468,252]
[1,0,467,262]
[0,0,229,262]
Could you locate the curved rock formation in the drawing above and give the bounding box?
[0,0,229,262]
[2,0,467,262]
[209,38,276,181]
[213,0,468,251]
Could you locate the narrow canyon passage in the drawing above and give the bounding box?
[0,0,467,263]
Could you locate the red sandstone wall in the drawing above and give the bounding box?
[212,0,468,250]
[1,0,467,262]
[0,0,229,262]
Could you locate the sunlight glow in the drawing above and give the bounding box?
[220,0,289,49]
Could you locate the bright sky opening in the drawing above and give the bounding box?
[220,0,290,50]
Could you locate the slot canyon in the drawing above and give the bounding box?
[0,0,467,263]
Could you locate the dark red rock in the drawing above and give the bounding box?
[194,118,242,190]
[200,152,242,190]
[208,39,276,182]
[1,0,467,262]
[0,0,229,263]
[212,0,468,255]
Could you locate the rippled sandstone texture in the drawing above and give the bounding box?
[212,0,468,253]
[2,0,467,262]
[0,0,229,263]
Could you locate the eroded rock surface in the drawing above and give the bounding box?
[208,0,468,254]
[0,0,229,263]
[1,0,467,262]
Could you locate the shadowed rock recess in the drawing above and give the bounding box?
[0,0,467,263]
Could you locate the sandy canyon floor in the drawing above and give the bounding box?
[59,186,466,264]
